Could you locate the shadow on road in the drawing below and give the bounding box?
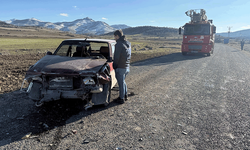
[132,52,206,67]
[0,89,121,146]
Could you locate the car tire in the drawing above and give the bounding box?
[35,101,44,107]
[104,81,111,107]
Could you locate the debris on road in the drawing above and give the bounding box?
[21,132,32,139]
[83,137,97,144]
[182,130,187,135]
[72,130,77,134]
[83,138,90,144]
[43,123,49,129]
[17,115,24,120]
[129,92,135,96]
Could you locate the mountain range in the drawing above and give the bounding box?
[4,17,250,38]
[216,29,250,39]
[105,26,179,37]
[5,17,130,35]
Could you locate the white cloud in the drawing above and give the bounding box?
[150,21,155,23]
[241,25,250,29]
[60,13,69,17]
[102,17,108,20]
[73,6,79,10]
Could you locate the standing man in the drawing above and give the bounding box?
[113,29,131,104]
[241,39,245,50]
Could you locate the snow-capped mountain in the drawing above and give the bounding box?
[5,17,129,35]
[5,18,62,30]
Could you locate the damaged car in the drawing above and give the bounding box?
[21,38,117,109]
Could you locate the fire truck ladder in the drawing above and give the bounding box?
[185,9,207,23]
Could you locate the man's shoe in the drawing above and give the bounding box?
[125,94,129,101]
[114,97,125,104]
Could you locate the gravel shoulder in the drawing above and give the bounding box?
[1,44,250,149]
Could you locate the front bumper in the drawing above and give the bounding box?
[22,80,103,102]
[182,44,212,53]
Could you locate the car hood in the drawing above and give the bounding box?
[27,55,107,75]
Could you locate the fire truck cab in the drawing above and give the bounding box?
[179,9,216,56]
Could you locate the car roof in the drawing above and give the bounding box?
[63,38,116,43]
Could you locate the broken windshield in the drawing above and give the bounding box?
[55,41,109,59]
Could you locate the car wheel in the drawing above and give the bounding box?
[35,101,44,107]
[104,81,111,107]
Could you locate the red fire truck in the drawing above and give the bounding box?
[179,9,216,56]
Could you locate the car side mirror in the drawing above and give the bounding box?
[107,56,112,62]
[179,27,182,35]
[213,26,216,33]
[46,51,52,55]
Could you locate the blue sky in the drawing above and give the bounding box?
[0,0,249,33]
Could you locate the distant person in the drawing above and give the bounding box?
[241,40,245,50]
[113,29,131,104]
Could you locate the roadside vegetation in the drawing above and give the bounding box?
[91,34,181,63]
[0,38,64,55]
[215,37,250,53]
[227,39,250,52]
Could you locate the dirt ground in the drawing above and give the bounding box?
[0,54,45,94]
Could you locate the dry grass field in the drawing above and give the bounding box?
[98,34,182,63]
[227,39,250,52]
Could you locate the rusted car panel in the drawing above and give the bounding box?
[22,39,117,109]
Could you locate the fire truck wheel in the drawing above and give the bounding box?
[207,53,211,56]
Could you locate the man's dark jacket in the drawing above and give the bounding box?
[113,36,131,69]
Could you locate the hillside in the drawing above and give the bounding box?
[0,22,85,39]
[217,29,250,39]
[111,24,131,29]
[0,21,15,27]
[105,26,178,37]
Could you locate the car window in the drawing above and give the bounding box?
[56,45,69,56]
[55,42,110,59]
[90,42,108,50]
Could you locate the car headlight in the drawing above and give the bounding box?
[83,77,95,85]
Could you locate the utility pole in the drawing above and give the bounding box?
[227,26,232,37]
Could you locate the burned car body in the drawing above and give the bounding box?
[22,39,117,109]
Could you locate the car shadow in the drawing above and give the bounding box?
[132,52,206,67]
[0,89,122,146]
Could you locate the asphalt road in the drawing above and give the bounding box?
[0,43,250,149]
